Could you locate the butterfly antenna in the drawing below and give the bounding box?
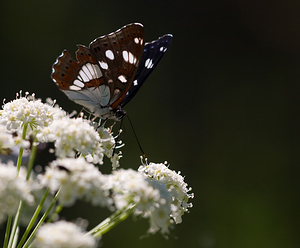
[126,115,146,158]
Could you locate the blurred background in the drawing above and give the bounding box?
[0,0,299,247]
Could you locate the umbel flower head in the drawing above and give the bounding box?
[107,160,193,234]
[139,160,194,225]
[0,91,66,136]
[37,117,105,164]
[0,91,121,166]
[39,157,112,207]
[0,161,34,224]
[33,221,97,248]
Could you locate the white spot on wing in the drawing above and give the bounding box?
[81,63,103,79]
[73,79,84,88]
[86,63,94,74]
[128,52,136,64]
[145,58,154,69]
[122,50,129,62]
[69,85,81,91]
[105,50,114,60]
[133,80,138,86]
[77,74,83,81]
[134,38,139,44]
[79,70,90,82]
[99,61,108,70]
[82,64,93,80]
[161,47,167,52]
[118,75,127,83]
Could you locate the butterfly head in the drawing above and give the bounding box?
[93,105,126,121]
[112,106,127,121]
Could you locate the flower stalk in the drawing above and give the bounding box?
[16,123,28,173]
[88,203,136,238]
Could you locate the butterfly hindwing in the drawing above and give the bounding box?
[52,45,108,115]
[121,34,173,107]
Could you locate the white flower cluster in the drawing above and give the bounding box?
[33,221,97,248]
[0,161,34,224]
[0,91,120,167]
[0,92,66,135]
[37,118,105,164]
[39,157,111,207]
[107,162,193,234]
[139,161,194,224]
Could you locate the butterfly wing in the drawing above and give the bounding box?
[120,34,173,107]
[51,23,145,119]
[89,23,145,109]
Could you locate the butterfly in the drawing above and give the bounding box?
[51,23,173,121]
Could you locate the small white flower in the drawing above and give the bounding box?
[39,157,111,207]
[138,160,194,225]
[0,92,66,136]
[33,220,97,248]
[38,117,104,164]
[0,161,34,224]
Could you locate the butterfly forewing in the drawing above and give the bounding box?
[89,23,145,109]
[121,34,173,107]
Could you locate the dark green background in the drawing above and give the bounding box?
[0,0,299,247]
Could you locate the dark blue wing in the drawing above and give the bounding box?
[120,34,173,107]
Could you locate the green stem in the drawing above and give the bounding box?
[88,203,135,238]
[47,204,63,223]
[7,124,29,247]
[26,135,38,180]
[4,216,12,248]
[21,187,61,248]
[7,201,23,248]
[17,188,50,248]
[16,124,28,173]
